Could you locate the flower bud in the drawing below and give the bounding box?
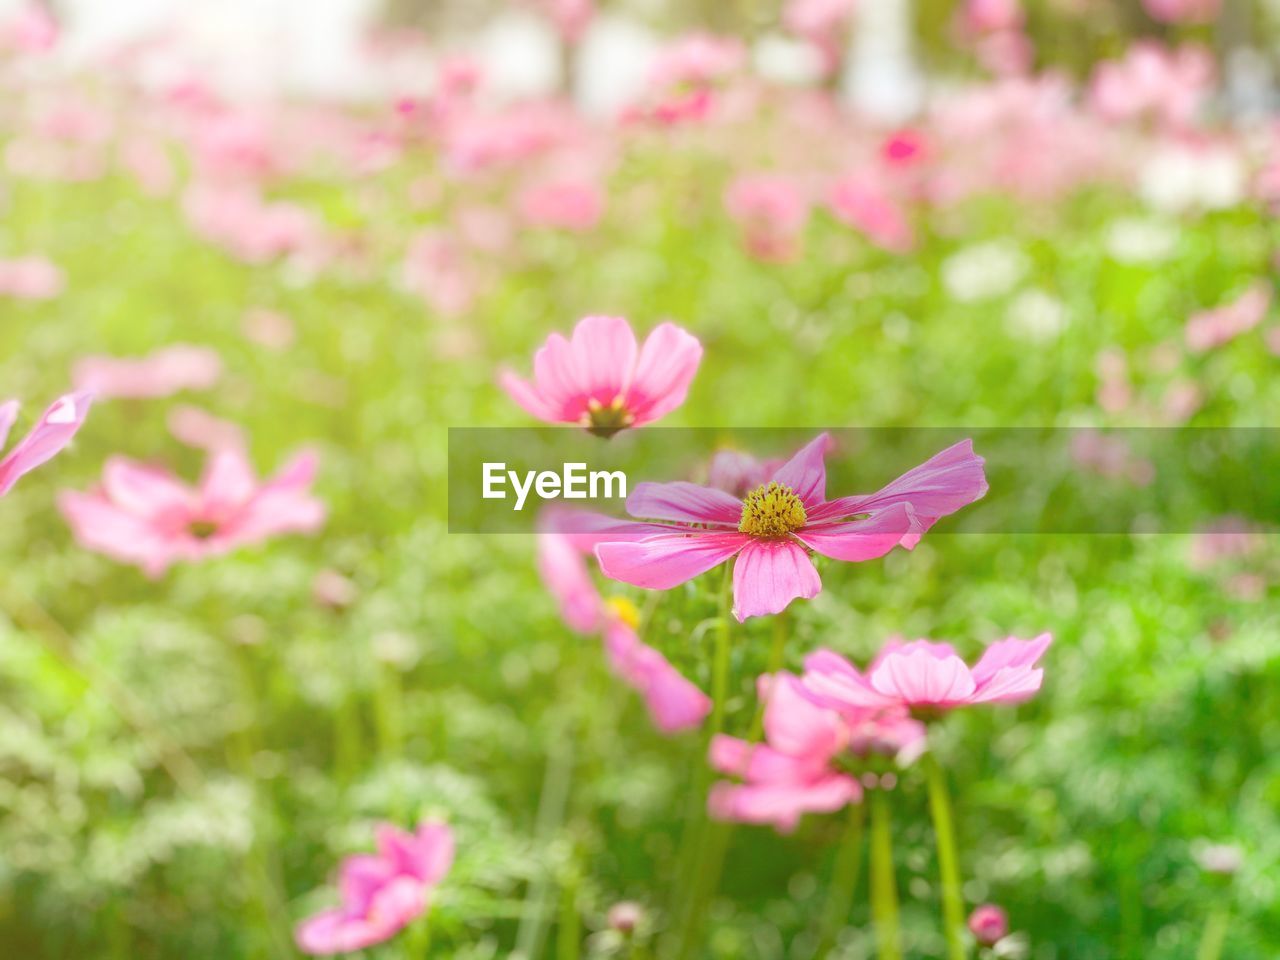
[968,904,1008,946]
[607,901,643,935]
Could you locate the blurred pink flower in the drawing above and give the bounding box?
[1071,430,1155,486]
[519,178,605,232]
[0,392,92,497]
[783,0,858,74]
[1089,43,1213,129]
[1142,0,1220,23]
[402,230,478,319]
[499,315,702,435]
[802,634,1051,714]
[958,0,1023,34]
[59,447,325,577]
[73,345,222,399]
[537,522,710,734]
[725,175,810,263]
[1188,516,1264,571]
[296,820,454,956]
[596,436,987,621]
[534,0,595,43]
[183,182,321,264]
[167,405,248,453]
[0,256,64,300]
[120,139,175,196]
[709,673,863,832]
[1185,284,1270,353]
[827,176,914,253]
[628,34,745,126]
[968,904,1009,946]
[880,128,931,168]
[242,308,296,351]
[0,3,58,54]
[1266,327,1280,357]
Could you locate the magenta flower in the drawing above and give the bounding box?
[1185,284,1270,354]
[0,392,92,497]
[827,177,915,253]
[499,316,702,436]
[296,820,454,956]
[724,175,810,263]
[59,447,325,576]
[596,435,987,621]
[537,518,711,734]
[802,634,1052,715]
[968,904,1009,946]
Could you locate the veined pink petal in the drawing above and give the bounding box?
[767,433,830,507]
[762,672,845,758]
[708,774,860,833]
[970,633,1052,685]
[967,665,1044,704]
[531,332,584,414]
[569,315,637,405]
[0,391,92,496]
[870,649,977,705]
[626,322,702,425]
[339,854,394,914]
[801,649,896,711]
[795,502,914,562]
[596,530,747,590]
[625,481,742,526]
[731,538,821,621]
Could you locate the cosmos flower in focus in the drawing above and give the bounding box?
[59,447,325,577]
[296,820,454,956]
[500,315,702,436]
[0,392,92,498]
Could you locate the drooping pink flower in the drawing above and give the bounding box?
[519,177,605,232]
[72,345,222,399]
[827,176,915,253]
[802,634,1052,714]
[59,447,325,577]
[0,392,92,497]
[1089,43,1213,130]
[537,519,710,734]
[1185,284,1270,353]
[596,435,987,621]
[296,820,454,956]
[0,256,64,300]
[499,316,702,435]
[724,175,810,263]
[968,904,1009,946]
[1142,0,1220,23]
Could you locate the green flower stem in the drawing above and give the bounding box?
[815,800,867,958]
[557,871,581,960]
[868,790,902,960]
[924,752,967,960]
[1196,905,1230,960]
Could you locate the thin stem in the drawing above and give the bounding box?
[868,791,902,960]
[924,752,966,960]
[748,609,788,742]
[1196,905,1230,960]
[557,872,581,960]
[814,801,866,958]
[513,714,574,960]
[708,563,734,737]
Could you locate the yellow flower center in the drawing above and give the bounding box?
[582,397,634,438]
[738,482,807,538]
[605,596,641,629]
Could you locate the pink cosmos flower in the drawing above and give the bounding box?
[499,316,702,436]
[0,393,92,497]
[1188,516,1264,571]
[783,0,859,74]
[296,820,454,956]
[724,175,810,263]
[1142,0,1220,23]
[1070,430,1154,487]
[59,447,325,577]
[628,34,745,126]
[802,634,1052,715]
[1185,284,1270,353]
[595,435,987,621]
[0,3,58,54]
[1089,43,1213,130]
[402,229,478,320]
[0,256,64,300]
[537,520,711,734]
[519,178,605,232]
[968,904,1009,946]
[827,177,915,253]
[72,345,222,399]
[958,0,1024,34]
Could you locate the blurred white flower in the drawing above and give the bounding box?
[1006,289,1069,341]
[1140,143,1247,213]
[1105,217,1180,264]
[942,241,1028,302]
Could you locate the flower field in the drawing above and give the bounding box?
[1,2,1278,958]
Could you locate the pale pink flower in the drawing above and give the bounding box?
[519,178,604,232]
[296,820,454,956]
[968,904,1009,946]
[1266,327,1280,357]
[596,436,987,621]
[0,256,64,300]
[120,139,175,196]
[628,34,745,126]
[0,393,92,497]
[1142,0,1220,23]
[1089,43,1213,130]
[827,177,914,253]
[802,634,1052,714]
[183,182,321,264]
[1185,284,1270,353]
[1188,516,1264,571]
[783,0,858,74]
[1160,378,1203,423]
[167,405,247,453]
[499,316,702,435]
[0,3,58,54]
[73,345,222,399]
[724,175,810,263]
[1070,430,1154,487]
[402,230,477,319]
[59,448,325,577]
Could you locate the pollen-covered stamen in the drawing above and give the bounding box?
[738,481,807,538]
[582,397,634,438]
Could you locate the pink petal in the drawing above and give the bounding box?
[339,854,394,914]
[970,633,1052,685]
[800,649,896,711]
[199,448,258,517]
[101,457,194,520]
[58,489,184,576]
[795,502,914,562]
[870,649,977,705]
[531,332,586,415]
[537,532,603,633]
[0,400,18,451]
[498,368,559,422]
[412,820,455,886]
[708,774,860,833]
[761,672,845,759]
[625,480,742,526]
[595,530,747,590]
[968,665,1044,704]
[767,433,831,507]
[0,391,92,496]
[626,321,702,425]
[731,538,821,621]
[568,315,638,404]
